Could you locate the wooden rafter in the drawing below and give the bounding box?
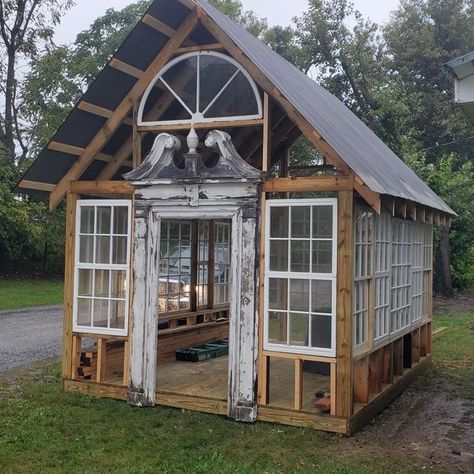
[49,8,199,210]
[77,101,133,126]
[109,58,143,79]
[142,13,195,47]
[18,180,55,192]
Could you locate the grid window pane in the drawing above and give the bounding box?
[270,206,289,238]
[310,314,332,348]
[78,269,93,297]
[289,313,309,346]
[93,299,109,327]
[269,278,288,310]
[312,240,332,273]
[77,298,92,326]
[268,312,288,344]
[291,207,310,238]
[96,207,111,234]
[80,207,94,234]
[311,280,332,313]
[270,240,288,271]
[96,236,111,264]
[290,240,310,272]
[290,279,309,312]
[312,206,333,238]
[79,236,94,263]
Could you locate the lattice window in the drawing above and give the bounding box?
[412,222,424,323]
[197,221,210,308]
[265,199,337,357]
[422,223,434,318]
[390,220,412,333]
[214,222,231,305]
[353,207,373,348]
[374,212,391,341]
[74,200,131,336]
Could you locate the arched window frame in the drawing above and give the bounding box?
[138,51,263,127]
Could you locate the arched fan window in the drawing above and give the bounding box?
[138,51,263,126]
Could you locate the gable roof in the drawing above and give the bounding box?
[17,0,454,215]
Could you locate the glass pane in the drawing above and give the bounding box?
[290,240,310,272]
[93,299,109,327]
[77,298,92,326]
[205,71,258,118]
[268,312,287,344]
[289,279,309,312]
[80,206,94,234]
[78,269,93,297]
[112,236,128,264]
[199,54,238,112]
[79,235,94,263]
[313,206,333,238]
[291,207,310,238]
[94,270,110,298]
[113,206,128,235]
[312,240,332,273]
[270,240,288,272]
[96,236,111,264]
[311,280,332,313]
[268,278,287,310]
[270,207,289,238]
[310,314,332,349]
[96,207,111,235]
[110,300,125,329]
[111,270,126,299]
[161,55,197,114]
[289,313,309,346]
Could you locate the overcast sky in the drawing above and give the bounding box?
[55,0,400,44]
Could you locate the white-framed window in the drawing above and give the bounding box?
[422,222,434,319]
[374,212,391,341]
[390,219,412,333]
[353,207,374,348]
[138,51,263,127]
[411,221,424,323]
[264,199,337,357]
[214,221,231,305]
[73,200,132,336]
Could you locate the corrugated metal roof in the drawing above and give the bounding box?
[196,0,454,214]
[17,0,454,214]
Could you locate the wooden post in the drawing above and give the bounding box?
[294,359,303,410]
[336,189,354,418]
[71,335,82,380]
[96,338,106,383]
[123,340,130,386]
[133,101,142,169]
[353,356,369,404]
[61,192,78,381]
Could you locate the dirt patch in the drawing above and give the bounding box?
[434,293,474,315]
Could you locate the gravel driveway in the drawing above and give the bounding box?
[0,305,63,372]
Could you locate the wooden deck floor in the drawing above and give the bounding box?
[155,356,329,413]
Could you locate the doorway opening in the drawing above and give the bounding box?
[156,218,232,401]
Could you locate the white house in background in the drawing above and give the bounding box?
[445,51,474,123]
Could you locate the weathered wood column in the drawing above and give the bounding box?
[128,205,160,406]
[228,204,259,422]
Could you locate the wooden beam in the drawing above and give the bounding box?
[142,13,176,38]
[18,180,55,192]
[109,57,143,79]
[77,101,133,127]
[262,176,351,193]
[49,9,199,210]
[61,192,77,381]
[137,118,264,132]
[354,177,381,214]
[294,359,303,410]
[262,92,270,172]
[96,338,106,383]
[336,188,354,418]
[69,180,134,196]
[174,43,223,54]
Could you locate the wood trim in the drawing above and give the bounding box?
[49,9,199,210]
[261,350,337,364]
[18,180,55,192]
[257,405,348,434]
[294,359,303,410]
[155,390,228,416]
[77,101,133,127]
[349,355,431,434]
[136,118,264,132]
[96,338,106,383]
[262,176,351,193]
[262,92,270,172]
[69,180,134,195]
[61,192,78,380]
[175,43,224,54]
[336,188,354,418]
[64,379,128,401]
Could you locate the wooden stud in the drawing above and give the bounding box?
[392,338,404,377]
[96,338,106,383]
[49,9,199,210]
[62,193,78,381]
[330,362,337,416]
[294,359,303,410]
[123,340,130,386]
[426,321,432,354]
[412,328,421,364]
[336,188,354,418]
[368,350,383,396]
[262,92,270,172]
[71,335,82,381]
[381,344,393,385]
[420,324,428,357]
[133,102,142,169]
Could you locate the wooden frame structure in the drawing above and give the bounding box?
[21,0,454,435]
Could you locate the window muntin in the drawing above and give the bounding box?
[353,207,374,349]
[374,212,391,341]
[390,220,412,333]
[138,51,263,126]
[412,222,424,323]
[265,199,337,357]
[74,200,131,336]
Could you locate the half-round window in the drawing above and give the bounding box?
[138,51,263,126]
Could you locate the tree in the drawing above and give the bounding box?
[0,0,75,164]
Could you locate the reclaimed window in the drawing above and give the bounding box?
[390,220,412,333]
[159,221,192,313]
[265,200,337,357]
[374,212,391,341]
[411,222,424,323]
[214,222,231,306]
[74,200,131,336]
[139,51,262,126]
[353,207,374,348]
[422,223,433,318]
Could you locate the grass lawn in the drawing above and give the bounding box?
[0,279,63,311]
[0,307,472,473]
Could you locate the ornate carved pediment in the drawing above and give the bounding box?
[124,129,264,184]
